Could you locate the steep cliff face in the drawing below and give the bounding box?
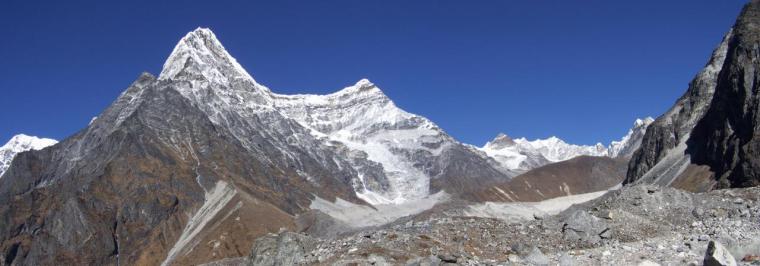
[688,1,760,189]
[627,0,760,191]
[625,24,734,187]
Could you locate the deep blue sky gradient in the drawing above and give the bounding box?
[0,0,748,146]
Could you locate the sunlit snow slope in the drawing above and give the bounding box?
[0,134,57,177]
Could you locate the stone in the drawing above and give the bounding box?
[558,253,573,266]
[511,243,530,256]
[248,232,318,266]
[437,253,457,263]
[693,208,705,218]
[599,228,612,239]
[523,247,549,266]
[599,210,614,220]
[561,210,609,244]
[704,241,737,266]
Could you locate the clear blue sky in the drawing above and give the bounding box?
[0,0,747,146]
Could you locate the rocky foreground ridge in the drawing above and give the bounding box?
[217,185,760,266]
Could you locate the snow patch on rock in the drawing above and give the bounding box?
[162,180,237,266]
[0,134,57,177]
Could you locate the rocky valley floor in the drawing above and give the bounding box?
[204,185,760,266]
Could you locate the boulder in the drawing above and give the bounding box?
[561,210,610,245]
[523,247,549,266]
[704,241,737,266]
[248,232,318,266]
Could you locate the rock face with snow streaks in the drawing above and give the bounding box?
[273,78,512,204]
[628,0,760,190]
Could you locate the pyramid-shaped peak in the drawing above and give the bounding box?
[494,133,512,141]
[485,133,516,148]
[158,27,256,84]
[354,78,374,88]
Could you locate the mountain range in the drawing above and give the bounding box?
[2,1,760,265]
[0,27,649,265]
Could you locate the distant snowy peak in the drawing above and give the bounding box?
[0,134,57,177]
[484,133,516,149]
[608,117,654,158]
[512,136,607,162]
[481,118,652,172]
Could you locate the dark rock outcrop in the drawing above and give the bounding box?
[627,1,760,190]
[688,1,760,188]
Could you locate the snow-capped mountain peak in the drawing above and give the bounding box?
[512,136,607,162]
[138,28,514,207]
[354,78,374,89]
[159,27,258,86]
[633,117,653,128]
[484,133,516,149]
[480,118,653,172]
[0,134,57,177]
[608,116,654,158]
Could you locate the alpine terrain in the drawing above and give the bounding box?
[627,0,760,192]
[0,134,56,177]
[2,1,760,265]
[0,27,513,265]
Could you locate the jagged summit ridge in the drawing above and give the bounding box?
[480,117,653,172]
